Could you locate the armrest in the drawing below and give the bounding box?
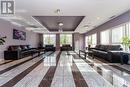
[108,50,123,53]
[88,47,96,51]
[107,51,122,62]
[4,51,21,60]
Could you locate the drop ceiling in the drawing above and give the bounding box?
[33,16,84,32]
[0,0,130,33]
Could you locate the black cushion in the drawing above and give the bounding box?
[8,46,21,51]
[108,45,121,50]
[62,44,71,47]
[45,45,54,47]
[95,45,101,49]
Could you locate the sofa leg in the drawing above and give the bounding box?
[92,54,94,59]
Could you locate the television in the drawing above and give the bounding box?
[13,29,26,40]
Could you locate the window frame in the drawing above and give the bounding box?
[43,34,56,46]
[100,29,110,45]
[60,34,72,46]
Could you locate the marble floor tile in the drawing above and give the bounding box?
[51,52,75,87]
[0,51,130,87]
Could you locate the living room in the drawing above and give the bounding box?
[0,0,130,87]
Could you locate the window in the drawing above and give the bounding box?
[127,23,130,38]
[43,34,56,46]
[98,22,130,51]
[112,26,123,44]
[85,33,97,47]
[85,35,92,47]
[85,36,88,47]
[100,30,110,44]
[91,34,97,47]
[60,34,72,46]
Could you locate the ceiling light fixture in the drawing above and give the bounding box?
[58,22,63,32]
[55,9,60,14]
[58,22,64,26]
[58,28,63,32]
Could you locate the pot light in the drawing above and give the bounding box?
[97,17,101,20]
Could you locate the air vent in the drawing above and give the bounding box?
[109,15,116,19]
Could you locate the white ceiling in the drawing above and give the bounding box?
[1,0,130,33]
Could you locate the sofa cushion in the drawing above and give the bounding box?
[45,45,54,47]
[95,45,101,49]
[98,45,107,51]
[20,45,28,50]
[108,45,121,51]
[9,46,21,51]
[62,44,71,47]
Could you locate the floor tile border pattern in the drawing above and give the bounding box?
[0,51,54,87]
[38,51,61,87]
[71,57,89,87]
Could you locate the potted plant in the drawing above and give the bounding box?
[0,36,6,45]
[122,36,130,51]
[87,38,92,50]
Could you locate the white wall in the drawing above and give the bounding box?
[0,19,39,60]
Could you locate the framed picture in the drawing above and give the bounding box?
[13,29,26,40]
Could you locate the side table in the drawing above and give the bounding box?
[120,52,130,65]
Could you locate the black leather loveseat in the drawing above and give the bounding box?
[90,45,123,63]
[4,45,38,60]
[44,45,55,51]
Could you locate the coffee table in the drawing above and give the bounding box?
[79,50,94,59]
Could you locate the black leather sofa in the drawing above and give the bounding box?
[90,45,124,63]
[44,45,55,51]
[61,44,72,51]
[4,45,38,60]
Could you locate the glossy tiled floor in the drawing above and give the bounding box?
[0,51,130,87]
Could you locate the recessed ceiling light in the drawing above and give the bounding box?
[97,17,101,20]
